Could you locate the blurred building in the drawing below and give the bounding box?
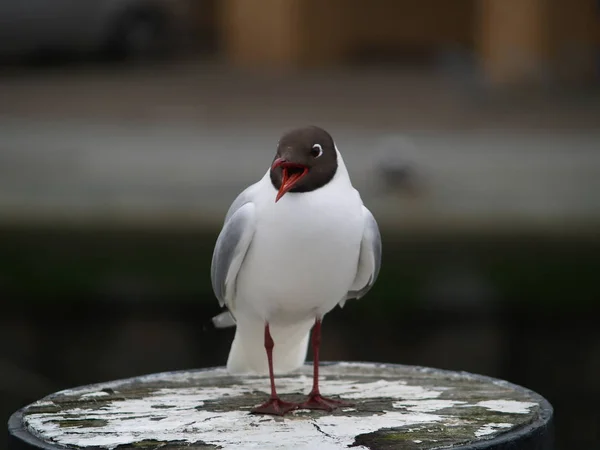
[190,0,600,87]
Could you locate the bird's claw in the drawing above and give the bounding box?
[251,397,298,416]
[299,393,353,411]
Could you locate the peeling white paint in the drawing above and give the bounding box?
[81,392,110,398]
[24,377,450,449]
[21,364,543,450]
[475,423,513,437]
[474,400,537,414]
[32,401,55,407]
[241,376,447,400]
[393,399,467,413]
[335,362,389,369]
[25,384,445,450]
[327,379,446,400]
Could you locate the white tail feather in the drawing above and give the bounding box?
[226,316,312,375]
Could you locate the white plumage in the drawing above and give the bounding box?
[210,127,381,415]
[212,149,379,374]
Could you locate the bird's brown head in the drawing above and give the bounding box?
[270,126,338,202]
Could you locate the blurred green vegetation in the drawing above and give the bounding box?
[1,225,597,315]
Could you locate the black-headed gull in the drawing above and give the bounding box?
[211,126,381,415]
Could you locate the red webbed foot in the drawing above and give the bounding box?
[298,393,354,411]
[251,397,298,416]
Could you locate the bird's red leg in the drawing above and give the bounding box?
[251,323,297,415]
[299,318,353,411]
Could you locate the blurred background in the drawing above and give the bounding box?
[1,0,599,448]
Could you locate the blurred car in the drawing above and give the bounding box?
[0,0,192,60]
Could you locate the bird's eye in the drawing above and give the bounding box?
[310,144,323,158]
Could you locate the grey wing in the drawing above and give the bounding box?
[224,183,258,223]
[342,206,382,306]
[210,200,256,312]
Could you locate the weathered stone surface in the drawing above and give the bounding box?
[9,362,553,449]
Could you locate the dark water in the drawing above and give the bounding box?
[1,226,599,449]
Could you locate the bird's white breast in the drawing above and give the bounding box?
[235,169,364,325]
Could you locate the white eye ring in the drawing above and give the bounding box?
[311,144,323,158]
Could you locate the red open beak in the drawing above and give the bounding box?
[271,157,309,202]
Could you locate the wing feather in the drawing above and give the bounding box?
[210,201,256,312]
[342,206,382,306]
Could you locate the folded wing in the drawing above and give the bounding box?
[342,206,382,306]
[211,197,257,316]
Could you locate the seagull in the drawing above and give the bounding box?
[210,126,381,415]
